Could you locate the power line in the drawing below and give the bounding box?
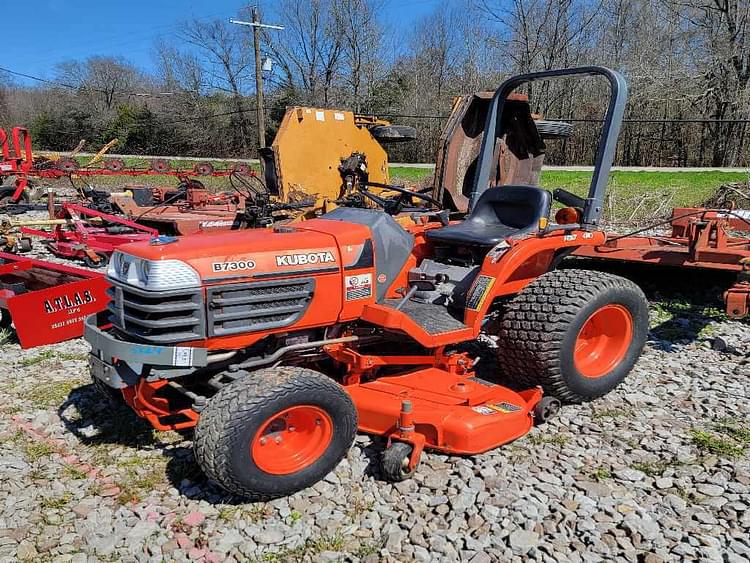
[0,65,175,98]
[381,113,750,124]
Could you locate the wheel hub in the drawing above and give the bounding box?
[251,405,333,475]
[574,304,633,378]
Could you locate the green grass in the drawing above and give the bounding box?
[58,154,747,214]
[591,467,612,481]
[390,166,432,183]
[23,441,57,462]
[690,429,745,458]
[26,380,83,407]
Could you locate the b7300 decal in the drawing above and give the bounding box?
[212,260,256,272]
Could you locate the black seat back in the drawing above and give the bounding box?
[472,185,551,233]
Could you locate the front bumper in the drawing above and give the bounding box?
[84,316,209,388]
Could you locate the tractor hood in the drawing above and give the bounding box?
[113,226,341,284]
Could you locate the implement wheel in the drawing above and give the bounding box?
[194,366,357,500]
[496,269,648,403]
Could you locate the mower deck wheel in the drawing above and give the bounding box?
[496,269,648,403]
[533,396,561,425]
[381,442,416,482]
[194,366,357,500]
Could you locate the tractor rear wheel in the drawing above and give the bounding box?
[496,269,648,403]
[194,366,357,500]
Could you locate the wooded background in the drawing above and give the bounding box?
[0,0,748,167]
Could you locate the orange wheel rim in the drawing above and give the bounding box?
[251,405,333,475]
[574,304,633,378]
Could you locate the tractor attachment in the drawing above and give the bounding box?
[0,252,109,348]
[573,207,750,318]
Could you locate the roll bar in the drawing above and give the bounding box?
[467,66,628,226]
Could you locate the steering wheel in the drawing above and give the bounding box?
[360,181,442,214]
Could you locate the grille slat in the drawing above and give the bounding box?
[207,278,314,337]
[210,289,311,307]
[107,279,204,343]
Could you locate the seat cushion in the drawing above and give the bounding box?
[425,222,520,246]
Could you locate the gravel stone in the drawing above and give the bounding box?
[0,241,748,561]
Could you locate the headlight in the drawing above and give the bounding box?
[108,251,200,291]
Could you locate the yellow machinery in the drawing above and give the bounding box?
[261,107,415,207]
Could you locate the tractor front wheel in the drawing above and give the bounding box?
[194,366,357,500]
[496,269,648,403]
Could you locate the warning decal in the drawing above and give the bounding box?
[488,402,522,413]
[345,273,373,301]
[467,275,495,310]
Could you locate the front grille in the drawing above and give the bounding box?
[207,278,314,337]
[107,279,204,343]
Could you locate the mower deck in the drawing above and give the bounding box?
[349,367,541,455]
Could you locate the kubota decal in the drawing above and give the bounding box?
[276,251,336,267]
[44,290,96,314]
[212,260,256,272]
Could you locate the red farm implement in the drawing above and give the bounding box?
[0,252,109,348]
[0,126,256,208]
[573,207,750,318]
[19,202,158,268]
[0,127,34,205]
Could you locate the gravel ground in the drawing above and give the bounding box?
[0,238,749,561]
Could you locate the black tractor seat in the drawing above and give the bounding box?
[426,185,551,247]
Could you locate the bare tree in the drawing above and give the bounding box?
[55,56,145,110]
[180,19,254,151]
[265,0,344,106]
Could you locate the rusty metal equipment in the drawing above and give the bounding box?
[573,207,750,318]
[433,92,571,212]
[107,180,247,236]
[0,252,109,348]
[0,127,34,205]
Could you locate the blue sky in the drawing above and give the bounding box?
[3,0,444,85]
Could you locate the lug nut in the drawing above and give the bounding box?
[275,436,282,444]
[259,437,267,445]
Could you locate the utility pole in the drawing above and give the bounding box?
[230,8,284,150]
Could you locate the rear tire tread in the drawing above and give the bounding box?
[496,269,647,403]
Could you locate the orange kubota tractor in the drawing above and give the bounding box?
[85,67,649,500]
